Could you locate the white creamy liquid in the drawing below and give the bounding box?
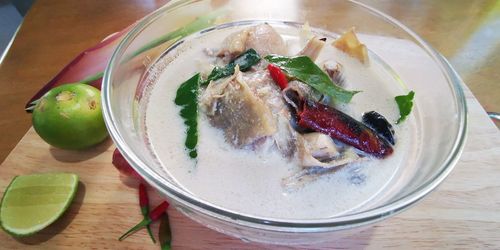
[144,24,416,220]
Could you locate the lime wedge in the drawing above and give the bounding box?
[0,173,79,237]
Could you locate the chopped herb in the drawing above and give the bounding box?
[201,48,261,86]
[174,74,200,159]
[395,91,415,124]
[265,54,360,103]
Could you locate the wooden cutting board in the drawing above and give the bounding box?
[0,86,499,249]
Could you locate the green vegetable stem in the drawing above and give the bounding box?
[119,201,170,241]
[139,183,156,243]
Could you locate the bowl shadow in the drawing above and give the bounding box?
[13,181,86,245]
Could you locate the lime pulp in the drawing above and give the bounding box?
[0,173,79,237]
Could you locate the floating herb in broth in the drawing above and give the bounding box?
[200,48,261,86]
[395,91,415,124]
[265,54,361,103]
[146,23,417,219]
[174,74,200,159]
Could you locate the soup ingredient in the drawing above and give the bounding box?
[26,10,223,110]
[112,148,143,180]
[362,111,396,145]
[395,91,415,124]
[159,213,172,250]
[201,67,276,147]
[267,64,289,89]
[119,201,170,241]
[332,28,369,64]
[286,91,393,158]
[297,133,361,169]
[218,24,286,60]
[201,48,261,86]
[32,83,108,150]
[175,74,201,159]
[265,54,360,103]
[139,183,156,243]
[0,173,79,237]
[297,36,326,61]
[324,62,345,86]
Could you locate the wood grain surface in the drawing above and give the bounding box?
[0,84,498,249]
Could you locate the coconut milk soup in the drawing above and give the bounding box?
[143,22,417,219]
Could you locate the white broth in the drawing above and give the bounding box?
[143,23,416,219]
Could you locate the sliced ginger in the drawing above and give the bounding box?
[332,28,369,64]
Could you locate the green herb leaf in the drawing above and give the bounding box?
[201,48,261,86]
[174,74,200,159]
[265,54,360,103]
[395,91,415,124]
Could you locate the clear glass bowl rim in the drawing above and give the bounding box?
[102,0,468,232]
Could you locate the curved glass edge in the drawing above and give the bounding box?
[102,0,468,232]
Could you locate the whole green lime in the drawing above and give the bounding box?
[32,83,108,150]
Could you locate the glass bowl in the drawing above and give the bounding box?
[102,0,467,245]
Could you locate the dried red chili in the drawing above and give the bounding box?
[297,101,393,158]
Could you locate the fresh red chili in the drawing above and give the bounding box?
[112,148,143,180]
[119,200,170,241]
[149,201,169,221]
[139,183,155,243]
[267,64,289,90]
[139,183,149,208]
[159,213,172,250]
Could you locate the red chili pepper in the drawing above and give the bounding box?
[119,201,170,241]
[139,183,156,243]
[159,213,172,250]
[267,64,289,90]
[297,101,393,158]
[112,148,143,180]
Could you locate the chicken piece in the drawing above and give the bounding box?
[283,147,363,189]
[245,24,287,56]
[200,66,277,147]
[297,133,361,169]
[241,69,298,157]
[297,36,325,61]
[217,29,250,59]
[218,24,287,60]
[302,133,339,161]
[332,28,369,64]
[323,61,345,86]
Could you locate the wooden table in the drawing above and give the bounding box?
[0,0,499,249]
